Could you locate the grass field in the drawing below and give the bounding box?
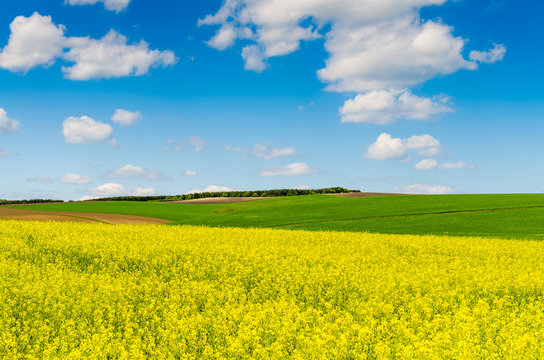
[1,220,543,359]
[13,193,544,239]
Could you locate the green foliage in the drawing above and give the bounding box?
[0,199,63,205]
[16,194,544,240]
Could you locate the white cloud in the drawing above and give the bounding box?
[201,1,504,122]
[469,44,506,64]
[413,158,438,170]
[63,30,177,80]
[260,162,316,177]
[63,115,115,144]
[439,161,471,170]
[84,182,155,199]
[0,108,20,134]
[106,164,162,180]
[0,13,176,80]
[340,90,452,124]
[294,185,311,190]
[0,146,9,156]
[187,185,233,194]
[111,109,141,126]
[61,173,92,184]
[252,142,296,160]
[27,176,54,183]
[188,136,207,153]
[65,0,131,12]
[0,13,65,72]
[394,184,454,194]
[182,170,198,178]
[365,133,441,161]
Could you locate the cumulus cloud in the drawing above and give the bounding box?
[201,1,504,122]
[340,90,452,124]
[0,13,65,72]
[470,44,506,64]
[27,176,54,183]
[187,185,233,194]
[61,173,92,184]
[413,158,438,170]
[394,184,454,194]
[63,30,177,80]
[111,109,141,126]
[260,162,316,177]
[182,170,198,178]
[0,108,20,134]
[83,182,155,199]
[65,0,132,12]
[365,133,441,161]
[63,116,115,144]
[106,164,163,180]
[0,13,176,80]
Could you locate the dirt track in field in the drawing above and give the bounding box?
[170,197,266,204]
[0,208,171,225]
[329,192,406,198]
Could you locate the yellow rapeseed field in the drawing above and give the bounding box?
[0,220,543,359]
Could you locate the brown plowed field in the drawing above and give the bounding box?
[0,208,170,225]
[170,197,266,204]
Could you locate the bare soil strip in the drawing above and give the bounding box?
[170,197,266,204]
[0,209,170,225]
[329,192,406,198]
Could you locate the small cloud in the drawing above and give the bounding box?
[27,176,54,183]
[252,142,296,160]
[165,137,208,153]
[63,115,115,145]
[413,158,438,171]
[111,109,142,126]
[0,146,11,156]
[65,0,132,12]
[394,184,454,194]
[106,164,164,180]
[365,133,441,161]
[469,44,506,64]
[61,173,92,184]
[0,108,20,134]
[182,170,198,178]
[294,185,311,190]
[187,185,233,194]
[340,90,452,125]
[260,162,316,177]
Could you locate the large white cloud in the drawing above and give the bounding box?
[65,0,132,12]
[259,162,316,177]
[340,90,452,124]
[111,109,141,126]
[0,108,20,134]
[0,13,65,72]
[63,116,115,144]
[0,13,176,80]
[394,184,453,194]
[201,0,504,121]
[63,31,177,80]
[365,133,441,161]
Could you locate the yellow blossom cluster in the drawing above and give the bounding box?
[0,220,543,359]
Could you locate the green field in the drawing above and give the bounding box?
[13,193,544,239]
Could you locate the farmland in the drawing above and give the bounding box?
[11,193,544,239]
[1,220,543,359]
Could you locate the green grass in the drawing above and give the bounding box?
[12,194,544,239]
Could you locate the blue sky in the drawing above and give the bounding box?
[0,0,542,200]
